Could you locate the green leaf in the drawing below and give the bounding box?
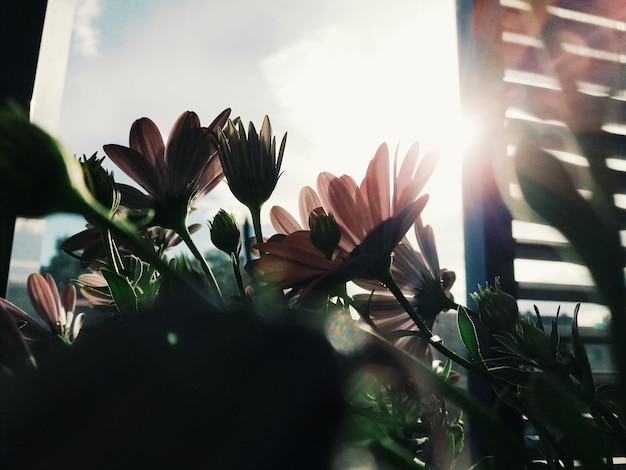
[492,334,528,359]
[515,145,626,393]
[549,316,560,354]
[457,305,486,370]
[570,304,595,395]
[101,268,138,314]
[488,366,537,387]
[484,355,536,368]
[533,305,544,332]
[528,374,605,469]
[441,359,452,381]
[468,456,497,470]
[515,145,624,315]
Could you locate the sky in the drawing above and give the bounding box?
[32,0,468,302]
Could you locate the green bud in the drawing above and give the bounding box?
[209,210,242,256]
[470,278,519,333]
[79,152,120,219]
[309,212,341,260]
[517,318,553,362]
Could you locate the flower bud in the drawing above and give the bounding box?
[470,278,518,333]
[517,318,553,362]
[79,152,120,218]
[209,210,242,256]
[309,212,341,260]
[216,116,286,210]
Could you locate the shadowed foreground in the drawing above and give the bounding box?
[0,299,345,469]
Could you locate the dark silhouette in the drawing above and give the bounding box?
[0,297,345,469]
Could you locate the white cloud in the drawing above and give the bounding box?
[72,0,102,57]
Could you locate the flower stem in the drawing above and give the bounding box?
[250,206,263,247]
[231,253,248,303]
[80,200,174,279]
[177,224,223,306]
[76,192,221,307]
[382,271,492,380]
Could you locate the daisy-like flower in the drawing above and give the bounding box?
[269,141,448,359]
[262,142,436,294]
[217,116,286,243]
[353,219,456,360]
[270,141,437,256]
[255,197,428,298]
[0,273,84,348]
[103,109,230,230]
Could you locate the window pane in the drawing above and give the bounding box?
[11,0,466,317]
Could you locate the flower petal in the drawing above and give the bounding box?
[195,154,224,199]
[61,284,77,322]
[316,173,363,251]
[129,117,165,168]
[395,145,438,213]
[361,143,391,223]
[298,186,322,228]
[27,273,59,330]
[270,206,303,234]
[0,297,48,340]
[415,218,440,276]
[71,312,85,341]
[104,144,162,197]
[165,112,207,194]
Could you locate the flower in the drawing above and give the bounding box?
[354,219,456,359]
[217,116,286,212]
[270,142,437,256]
[209,210,242,257]
[255,198,428,297]
[79,152,121,219]
[0,273,84,348]
[470,278,518,333]
[103,109,230,229]
[254,231,344,295]
[309,212,341,260]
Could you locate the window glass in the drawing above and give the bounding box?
[10,0,466,317]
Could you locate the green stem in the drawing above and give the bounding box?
[250,205,263,247]
[231,253,248,303]
[80,200,174,280]
[382,271,493,381]
[361,325,530,468]
[78,198,216,306]
[100,228,123,275]
[177,224,223,306]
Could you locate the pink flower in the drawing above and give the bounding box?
[0,273,84,347]
[270,142,437,256]
[103,109,230,229]
[255,198,429,297]
[354,219,456,359]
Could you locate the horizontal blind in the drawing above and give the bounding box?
[495,0,626,319]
